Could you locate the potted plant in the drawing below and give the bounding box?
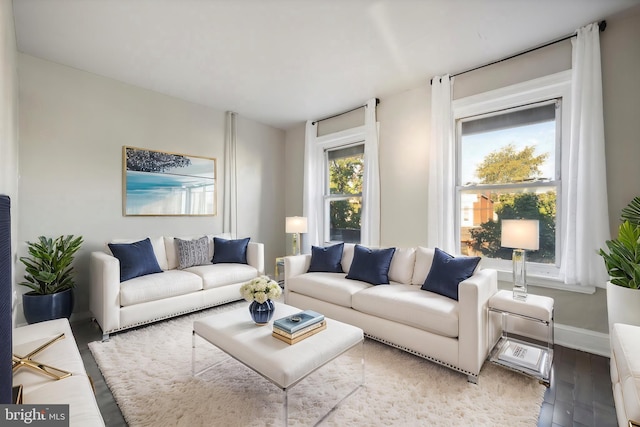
[19,235,84,324]
[599,196,640,332]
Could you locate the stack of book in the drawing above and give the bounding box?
[498,340,545,372]
[272,310,326,345]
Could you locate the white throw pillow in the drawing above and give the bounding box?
[388,247,416,284]
[411,246,436,285]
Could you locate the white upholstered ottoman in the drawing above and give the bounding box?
[192,302,364,425]
[611,323,640,427]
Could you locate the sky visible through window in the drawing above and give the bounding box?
[460,121,555,185]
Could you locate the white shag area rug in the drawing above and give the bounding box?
[89,302,545,426]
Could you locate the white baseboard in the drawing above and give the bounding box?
[555,323,610,357]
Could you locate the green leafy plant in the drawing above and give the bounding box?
[621,196,640,226]
[599,221,640,289]
[19,235,84,295]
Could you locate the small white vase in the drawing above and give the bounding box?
[607,281,640,334]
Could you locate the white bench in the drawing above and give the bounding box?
[13,318,105,426]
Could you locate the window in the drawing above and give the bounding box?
[453,71,571,279]
[325,144,364,243]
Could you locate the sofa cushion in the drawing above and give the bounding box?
[286,272,370,308]
[346,245,396,285]
[388,247,416,285]
[108,236,168,271]
[308,243,344,273]
[411,246,435,285]
[212,237,250,264]
[352,284,459,338]
[186,264,259,289]
[108,238,163,282]
[175,236,210,269]
[119,270,203,306]
[421,248,480,301]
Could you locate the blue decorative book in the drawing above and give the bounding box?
[273,310,324,334]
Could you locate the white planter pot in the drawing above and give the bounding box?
[607,281,640,334]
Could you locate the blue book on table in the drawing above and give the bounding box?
[273,310,324,333]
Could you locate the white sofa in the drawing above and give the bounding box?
[90,236,264,339]
[610,323,640,427]
[13,318,105,426]
[285,245,499,382]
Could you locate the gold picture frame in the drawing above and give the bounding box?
[123,146,217,216]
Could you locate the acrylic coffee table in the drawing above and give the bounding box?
[192,302,364,426]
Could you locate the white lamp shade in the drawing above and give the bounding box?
[501,219,539,250]
[286,216,308,234]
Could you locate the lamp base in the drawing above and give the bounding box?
[513,285,528,301]
[511,248,528,301]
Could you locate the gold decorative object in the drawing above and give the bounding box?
[12,333,72,380]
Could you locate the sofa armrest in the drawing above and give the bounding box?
[246,242,264,274]
[457,268,498,376]
[284,254,311,279]
[89,251,121,334]
[283,255,311,301]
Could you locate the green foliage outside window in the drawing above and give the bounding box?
[468,144,556,263]
[329,156,363,231]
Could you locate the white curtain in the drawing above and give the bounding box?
[561,23,610,286]
[361,98,381,247]
[427,75,456,253]
[303,97,380,252]
[223,111,237,238]
[302,121,321,253]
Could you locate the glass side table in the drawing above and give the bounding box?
[275,257,285,287]
[488,290,554,386]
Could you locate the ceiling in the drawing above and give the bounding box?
[12,0,640,130]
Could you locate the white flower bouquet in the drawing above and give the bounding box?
[240,275,282,304]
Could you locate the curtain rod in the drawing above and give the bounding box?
[312,98,380,125]
[430,20,607,85]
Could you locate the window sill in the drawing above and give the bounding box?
[496,270,596,294]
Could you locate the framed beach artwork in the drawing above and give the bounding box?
[123,146,217,216]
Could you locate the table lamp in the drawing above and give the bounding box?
[286,216,307,255]
[501,219,539,301]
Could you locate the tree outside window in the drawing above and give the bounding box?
[326,145,364,243]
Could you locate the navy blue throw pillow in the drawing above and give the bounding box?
[421,247,481,301]
[346,245,396,285]
[108,238,163,282]
[308,243,344,273]
[212,237,250,264]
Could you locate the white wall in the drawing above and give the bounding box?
[284,7,640,336]
[17,54,286,324]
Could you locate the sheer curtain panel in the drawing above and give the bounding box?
[560,23,610,287]
[427,75,456,253]
[223,111,238,237]
[361,98,381,247]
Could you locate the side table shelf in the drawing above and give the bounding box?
[488,290,554,386]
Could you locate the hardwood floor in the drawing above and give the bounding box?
[70,319,617,427]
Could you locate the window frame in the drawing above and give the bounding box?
[324,143,364,243]
[452,71,572,283]
[314,126,367,244]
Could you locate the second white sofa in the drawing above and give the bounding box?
[90,235,264,339]
[285,244,498,382]
[13,318,105,426]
